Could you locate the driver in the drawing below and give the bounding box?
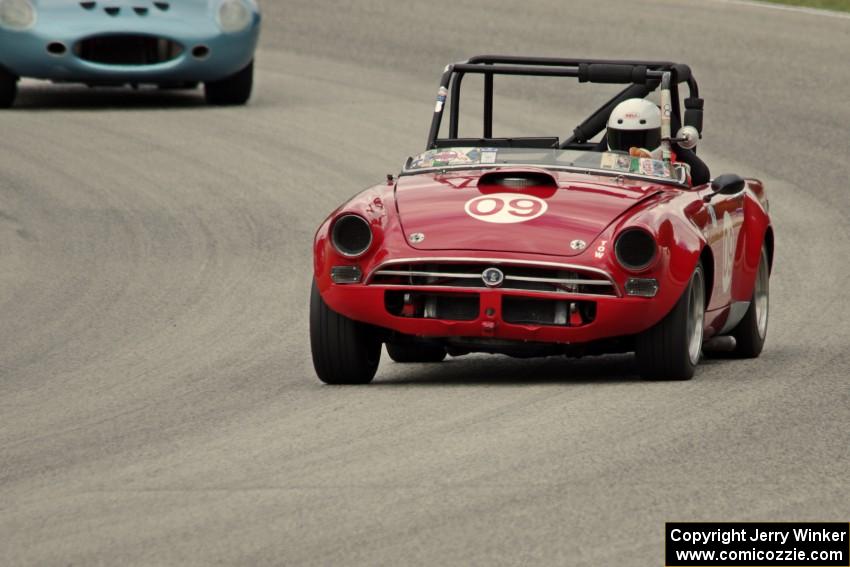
[606,98,662,159]
[606,97,711,185]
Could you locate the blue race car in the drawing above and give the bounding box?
[0,0,261,107]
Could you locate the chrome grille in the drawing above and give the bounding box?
[368,259,618,297]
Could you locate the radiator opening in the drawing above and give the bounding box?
[502,296,596,327]
[385,291,479,321]
[75,35,184,65]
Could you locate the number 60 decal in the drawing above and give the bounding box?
[464,193,548,224]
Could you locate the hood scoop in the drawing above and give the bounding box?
[478,168,558,190]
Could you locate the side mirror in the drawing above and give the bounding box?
[674,125,700,150]
[705,173,745,201]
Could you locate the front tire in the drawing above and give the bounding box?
[386,343,446,363]
[727,246,770,358]
[204,61,253,106]
[0,67,18,108]
[310,281,381,384]
[636,263,706,381]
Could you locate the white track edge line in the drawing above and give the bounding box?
[707,0,850,19]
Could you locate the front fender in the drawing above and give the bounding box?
[585,190,707,329]
[313,181,404,294]
[732,179,772,303]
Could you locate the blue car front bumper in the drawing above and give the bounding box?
[0,9,260,84]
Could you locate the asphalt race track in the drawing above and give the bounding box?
[1,1,848,565]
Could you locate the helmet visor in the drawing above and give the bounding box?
[607,127,661,152]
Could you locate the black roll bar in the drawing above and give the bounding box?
[426,55,701,150]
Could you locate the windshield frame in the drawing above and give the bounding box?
[400,148,691,188]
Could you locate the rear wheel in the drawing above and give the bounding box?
[386,343,446,363]
[727,246,770,358]
[310,281,381,384]
[204,60,253,106]
[636,263,706,380]
[0,67,18,108]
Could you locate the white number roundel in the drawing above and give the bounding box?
[464,193,548,224]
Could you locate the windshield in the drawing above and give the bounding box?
[403,147,689,186]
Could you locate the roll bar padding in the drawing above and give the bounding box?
[578,64,648,84]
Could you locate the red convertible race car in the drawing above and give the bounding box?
[310,56,773,383]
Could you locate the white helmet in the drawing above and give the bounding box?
[606,98,662,153]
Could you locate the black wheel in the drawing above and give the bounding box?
[204,61,253,106]
[310,281,381,384]
[386,343,446,363]
[0,67,18,108]
[636,262,706,380]
[727,246,770,358]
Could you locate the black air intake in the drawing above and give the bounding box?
[75,35,183,65]
[478,170,557,189]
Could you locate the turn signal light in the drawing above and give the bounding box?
[625,278,659,297]
[331,265,362,284]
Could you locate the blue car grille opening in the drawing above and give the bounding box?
[74,35,183,66]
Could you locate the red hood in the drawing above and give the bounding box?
[395,168,663,257]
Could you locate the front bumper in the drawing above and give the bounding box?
[0,16,259,83]
[320,283,665,345]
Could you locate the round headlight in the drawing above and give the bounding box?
[0,0,36,30]
[331,215,373,258]
[615,228,657,272]
[217,0,252,33]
